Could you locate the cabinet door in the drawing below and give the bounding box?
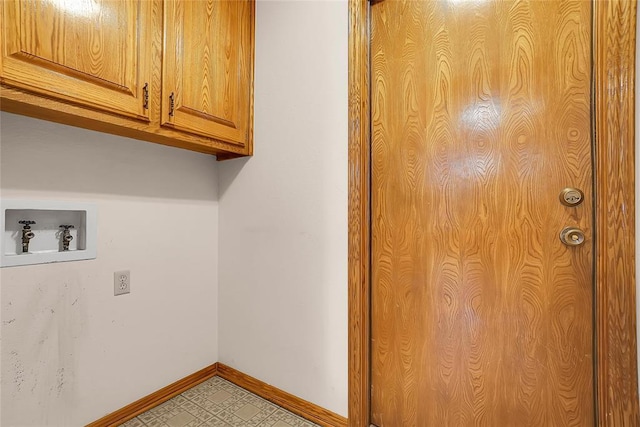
[162,0,254,147]
[0,0,152,121]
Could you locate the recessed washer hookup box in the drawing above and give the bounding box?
[1,199,97,268]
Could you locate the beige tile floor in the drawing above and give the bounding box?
[119,377,320,427]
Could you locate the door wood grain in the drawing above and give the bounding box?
[370,1,594,425]
[0,0,151,120]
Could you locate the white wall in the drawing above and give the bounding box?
[0,112,219,426]
[218,0,348,417]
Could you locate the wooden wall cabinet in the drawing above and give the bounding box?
[162,0,253,148]
[0,0,255,158]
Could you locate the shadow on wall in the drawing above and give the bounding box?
[217,157,250,198]
[0,112,218,201]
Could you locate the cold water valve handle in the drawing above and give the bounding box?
[59,225,75,251]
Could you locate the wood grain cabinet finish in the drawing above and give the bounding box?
[1,0,152,121]
[162,0,253,147]
[0,0,255,157]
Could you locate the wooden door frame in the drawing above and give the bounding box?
[347,1,640,425]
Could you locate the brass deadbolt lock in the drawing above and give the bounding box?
[559,187,584,207]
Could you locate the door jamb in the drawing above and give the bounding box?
[348,0,371,425]
[347,1,640,426]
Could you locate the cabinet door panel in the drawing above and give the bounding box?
[1,0,151,120]
[162,0,253,146]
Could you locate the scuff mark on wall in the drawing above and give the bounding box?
[56,368,65,397]
[2,271,83,426]
[9,350,24,393]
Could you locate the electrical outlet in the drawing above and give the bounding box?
[114,270,130,296]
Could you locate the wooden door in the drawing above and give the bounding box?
[0,0,151,120]
[370,1,593,426]
[162,0,253,147]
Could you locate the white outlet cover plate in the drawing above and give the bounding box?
[114,270,130,296]
[0,199,97,268]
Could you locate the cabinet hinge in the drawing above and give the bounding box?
[169,92,175,117]
[142,83,149,109]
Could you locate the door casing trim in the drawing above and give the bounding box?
[347,1,640,425]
